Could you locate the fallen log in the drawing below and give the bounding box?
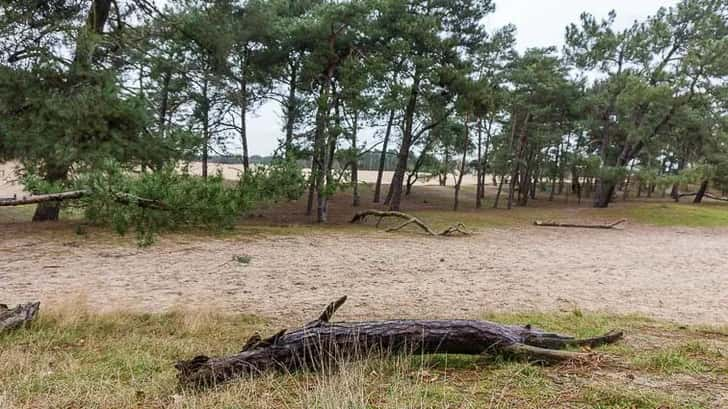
[351,210,470,236]
[0,190,168,210]
[176,296,623,387]
[0,302,40,334]
[534,219,627,229]
[0,191,85,206]
[678,192,728,202]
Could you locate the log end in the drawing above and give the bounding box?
[0,302,41,334]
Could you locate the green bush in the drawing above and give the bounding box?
[76,160,305,246]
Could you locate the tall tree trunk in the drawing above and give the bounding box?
[284,59,298,159]
[351,111,360,207]
[493,175,506,209]
[373,109,395,203]
[240,103,249,172]
[441,146,450,187]
[694,180,709,204]
[201,77,210,180]
[508,112,529,209]
[314,89,330,223]
[593,113,612,208]
[34,0,112,221]
[623,160,636,201]
[454,117,469,211]
[476,119,483,208]
[388,70,421,211]
[670,158,686,202]
[306,160,317,216]
[32,165,69,222]
[239,48,250,172]
[480,119,492,200]
[158,70,171,138]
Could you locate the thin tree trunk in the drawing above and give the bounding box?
[508,112,529,209]
[476,119,483,209]
[623,160,635,201]
[351,111,360,207]
[284,59,298,159]
[306,160,317,216]
[480,120,492,200]
[694,180,709,203]
[454,117,469,211]
[550,144,561,201]
[239,48,250,172]
[373,109,395,203]
[240,102,249,172]
[389,70,421,211]
[313,82,330,223]
[493,175,506,208]
[201,77,210,180]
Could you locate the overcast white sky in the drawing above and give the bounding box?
[236,0,679,155]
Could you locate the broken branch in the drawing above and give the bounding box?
[534,219,627,229]
[0,302,40,334]
[351,210,470,236]
[679,192,728,202]
[0,190,168,210]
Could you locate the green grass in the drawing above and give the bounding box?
[2,305,726,409]
[617,202,728,227]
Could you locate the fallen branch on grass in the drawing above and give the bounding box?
[0,190,168,210]
[175,296,623,387]
[0,302,40,334]
[0,191,85,206]
[534,219,627,229]
[678,192,728,202]
[351,210,470,236]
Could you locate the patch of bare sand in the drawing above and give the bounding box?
[1,225,726,325]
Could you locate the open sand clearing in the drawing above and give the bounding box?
[1,224,726,325]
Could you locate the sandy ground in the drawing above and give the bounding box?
[184,162,481,186]
[1,225,726,326]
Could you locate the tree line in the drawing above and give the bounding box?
[1,0,726,225]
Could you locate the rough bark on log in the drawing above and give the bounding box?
[0,302,40,334]
[0,190,168,210]
[176,296,623,387]
[351,210,470,236]
[534,219,627,229]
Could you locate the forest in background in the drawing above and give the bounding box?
[1,0,726,234]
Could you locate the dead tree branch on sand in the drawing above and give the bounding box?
[0,190,168,210]
[0,302,40,334]
[534,219,627,229]
[175,296,624,387]
[351,210,471,236]
[679,192,728,202]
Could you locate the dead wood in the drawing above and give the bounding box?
[0,191,86,206]
[351,210,470,236]
[678,192,728,202]
[0,302,40,334]
[175,296,623,387]
[0,190,168,210]
[534,219,627,229]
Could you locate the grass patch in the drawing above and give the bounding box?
[1,306,726,408]
[617,203,728,227]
